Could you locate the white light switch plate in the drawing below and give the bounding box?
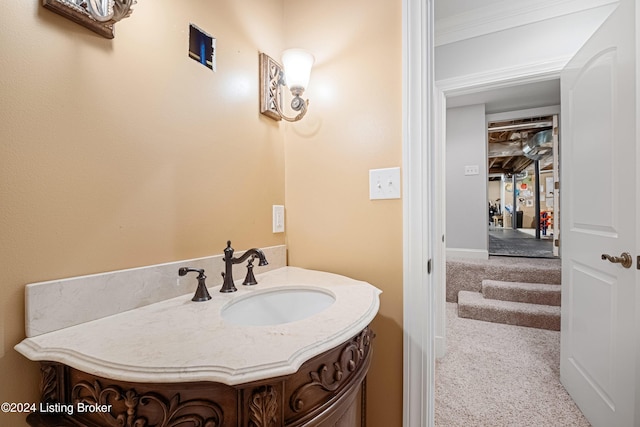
[464,165,480,176]
[369,167,401,200]
[272,205,285,233]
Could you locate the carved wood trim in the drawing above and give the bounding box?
[289,327,373,413]
[71,380,224,427]
[28,326,374,427]
[248,385,279,427]
[361,377,367,427]
[40,363,59,403]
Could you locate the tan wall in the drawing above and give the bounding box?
[1,1,403,425]
[283,1,403,426]
[0,1,286,424]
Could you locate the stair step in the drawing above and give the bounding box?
[458,291,560,331]
[482,280,561,306]
[446,257,561,303]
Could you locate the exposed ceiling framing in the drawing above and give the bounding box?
[488,116,554,175]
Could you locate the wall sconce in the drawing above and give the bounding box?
[259,49,315,122]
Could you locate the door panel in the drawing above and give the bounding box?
[570,49,616,231]
[568,263,615,406]
[560,0,637,425]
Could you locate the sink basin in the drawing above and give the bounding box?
[222,288,336,326]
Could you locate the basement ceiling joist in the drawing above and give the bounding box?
[488,116,554,174]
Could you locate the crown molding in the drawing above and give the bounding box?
[435,0,619,46]
[436,56,570,96]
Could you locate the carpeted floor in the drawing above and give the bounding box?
[435,303,591,427]
[446,256,561,302]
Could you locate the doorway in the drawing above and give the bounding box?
[435,79,564,420]
[403,1,630,425]
[443,80,561,260]
[487,114,559,258]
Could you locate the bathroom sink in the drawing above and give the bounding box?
[222,288,336,326]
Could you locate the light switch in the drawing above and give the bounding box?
[272,205,285,233]
[369,167,401,200]
[464,165,480,176]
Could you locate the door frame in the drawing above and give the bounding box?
[402,0,435,425]
[401,7,569,418]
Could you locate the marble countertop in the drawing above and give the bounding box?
[15,267,381,385]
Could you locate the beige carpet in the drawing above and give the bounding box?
[446,256,561,303]
[435,303,591,427]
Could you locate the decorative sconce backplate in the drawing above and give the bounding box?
[259,53,284,121]
[43,0,136,39]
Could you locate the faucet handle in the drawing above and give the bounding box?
[178,267,212,302]
[243,256,258,286]
[179,267,203,276]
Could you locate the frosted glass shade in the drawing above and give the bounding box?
[282,49,315,92]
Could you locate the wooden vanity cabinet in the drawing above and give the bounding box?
[26,327,374,427]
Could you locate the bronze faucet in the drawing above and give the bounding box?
[220,240,268,293]
[178,267,212,302]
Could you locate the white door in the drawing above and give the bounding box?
[560,0,637,425]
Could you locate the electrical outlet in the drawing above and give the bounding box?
[273,205,285,233]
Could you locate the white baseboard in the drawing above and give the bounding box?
[446,248,489,260]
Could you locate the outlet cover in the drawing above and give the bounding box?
[464,165,480,176]
[369,167,401,200]
[272,205,285,233]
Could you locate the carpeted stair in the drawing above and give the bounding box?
[458,279,561,331]
[482,279,561,306]
[446,257,560,302]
